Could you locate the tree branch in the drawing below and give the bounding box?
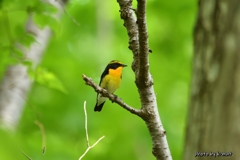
[82,0,172,159]
[116,0,172,160]
[136,0,151,87]
[79,101,105,160]
[82,74,144,117]
[117,0,139,74]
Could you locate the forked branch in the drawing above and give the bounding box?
[79,101,105,160]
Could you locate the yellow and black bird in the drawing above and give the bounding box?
[94,60,127,112]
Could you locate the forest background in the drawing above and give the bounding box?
[0,0,197,159]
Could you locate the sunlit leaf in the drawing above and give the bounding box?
[35,67,68,94]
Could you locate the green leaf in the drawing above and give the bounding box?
[27,67,35,80]
[48,15,60,34]
[14,25,25,38]
[28,0,58,15]
[23,34,35,47]
[0,45,11,80]
[35,67,68,94]
[30,0,59,29]
[33,14,48,29]
[33,13,59,32]
[22,60,33,67]
[14,25,36,48]
[13,48,24,58]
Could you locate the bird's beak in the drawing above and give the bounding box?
[122,64,127,67]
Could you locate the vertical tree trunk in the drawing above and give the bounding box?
[184,1,240,159]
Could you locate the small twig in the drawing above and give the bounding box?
[57,0,80,26]
[20,150,32,160]
[63,8,80,26]
[35,120,46,154]
[79,101,105,160]
[79,136,105,160]
[84,101,89,146]
[82,74,144,117]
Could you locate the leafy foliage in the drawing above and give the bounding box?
[0,0,64,89]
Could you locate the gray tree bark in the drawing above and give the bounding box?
[84,0,172,159]
[184,0,240,159]
[115,0,172,159]
[0,0,66,130]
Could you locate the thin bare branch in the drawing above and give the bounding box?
[57,0,80,26]
[82,74,144,117]
[20,150,32,160]
[79,101,105,160]
[83,101,89,147]
[35,120,46,154]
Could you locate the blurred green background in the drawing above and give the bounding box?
[0,0,197,159]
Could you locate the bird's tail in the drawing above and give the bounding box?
[94,102,105,112]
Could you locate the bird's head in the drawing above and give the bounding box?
[108,60,127,68]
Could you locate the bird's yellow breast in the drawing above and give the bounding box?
[100,67,123,93]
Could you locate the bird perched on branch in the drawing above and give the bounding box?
[94,60,127,112]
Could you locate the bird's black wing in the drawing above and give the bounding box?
[99,65,110,85]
